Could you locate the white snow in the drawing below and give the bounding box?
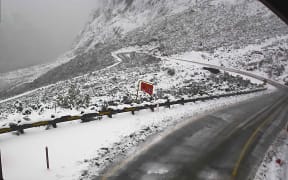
[225,71,263,85]
[170,51,221,66]
[170,35,288,85]
[0,88,274,180]
[147,168,169,175]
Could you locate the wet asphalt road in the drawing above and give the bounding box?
[96,88,288,180]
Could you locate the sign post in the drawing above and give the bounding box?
[136,80,141,101]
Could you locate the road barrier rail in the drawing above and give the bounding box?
[0,88,267,135]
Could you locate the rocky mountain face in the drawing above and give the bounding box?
[1,0,287,99]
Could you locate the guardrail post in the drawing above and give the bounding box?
[0,150,4,180]
[18,129,24,135]
[52,123,57,128]
[131,110,135,115]
[166,99,170,109]
[181,98,185,105]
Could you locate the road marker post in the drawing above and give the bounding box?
[45,146,50,170]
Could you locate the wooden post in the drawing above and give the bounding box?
[108,113,112,118]
[45,147,50,170]
[0,150,3,180]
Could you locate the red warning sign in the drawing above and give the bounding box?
[140,81,154,95]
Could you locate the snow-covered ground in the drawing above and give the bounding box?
[254,130,288,180]
[170,35,288,85]
[0,47,264,125]
[0,45,278,180]
[0,88,274,180]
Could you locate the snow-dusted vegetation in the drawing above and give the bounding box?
[0,50,265,128]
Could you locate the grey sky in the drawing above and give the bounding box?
[0,0,100,73]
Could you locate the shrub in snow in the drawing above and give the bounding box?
[56,84,91,109]
[167,68,176,76]
[14,101,24,113]
[121,94,134,104]
[100,102,109,111]
[22,108,32,115]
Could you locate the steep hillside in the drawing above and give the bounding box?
[72,0,198,53]
[1,0,287,99]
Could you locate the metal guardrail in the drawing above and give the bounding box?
[0,88,267,135]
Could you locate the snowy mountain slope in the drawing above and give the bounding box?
[122,0,287,54]
[1,0,288,99]
[0,51,76,92]
[72,0,198,53]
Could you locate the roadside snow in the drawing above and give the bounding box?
[0,88,274,180]
[171,51,219,66]
[226,71,263,85]
[254,130,288,180]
